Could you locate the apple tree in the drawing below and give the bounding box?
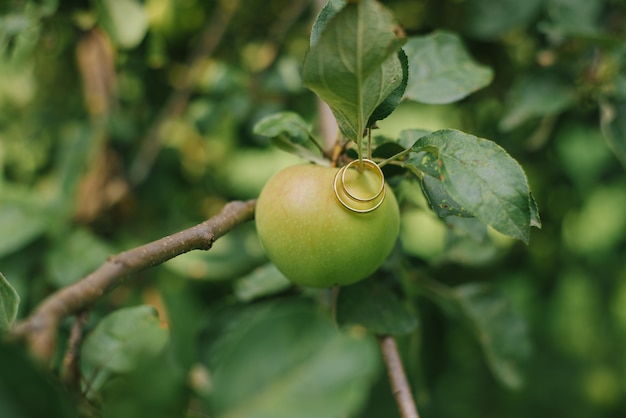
[2,0,626,417]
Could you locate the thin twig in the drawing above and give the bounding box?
[61,310,90,388]
[378,335,420,418]
[12,199,256,362]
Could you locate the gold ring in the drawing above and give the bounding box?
[333,159,387,213]
[340,159,385,202]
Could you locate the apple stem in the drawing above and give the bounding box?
[378,147,412,168]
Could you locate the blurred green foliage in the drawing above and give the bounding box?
[1,0,626,417]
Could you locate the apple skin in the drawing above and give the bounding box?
[255,163,400,288]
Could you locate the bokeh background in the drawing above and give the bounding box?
[1,0,626,417]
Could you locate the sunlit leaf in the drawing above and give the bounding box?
[253,111,312,144]
[411,129,535,243]
[0,273,19,334]
[203,299,379,418]
[454,283,532,389]
[403,31,493,104]
[253,112,328,165]
[100,0,148,49]
[302,0,404,142]
[81,305,169,398]
[336,278,418,335]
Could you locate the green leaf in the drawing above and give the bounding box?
[454,283,532,389]
[310,0,346,46]
[253,111,312,144]
[302,0,404,142]
[367,49,409,127]
[442,218,502,266]
[529,192,542,229]
[0,342,78,418]
[100,347,188,418]
[336,278,418,335]
[0,273,19,334]
[253,112,328,165]
[403,31,493,104]
[99,0,148,49]
[600,99,626,169]
[81,305,169,398]
[412,129,535,243]
[203,299,379,418]
[421,175,474,218]
[234,263,292,302]
[499,72,575,132]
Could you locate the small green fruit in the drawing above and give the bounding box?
[255,163,400,288]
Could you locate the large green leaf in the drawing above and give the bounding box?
[302,0,404,142]
[203,299,379,418]
[411,130,537,243]
[81,305,169,398]
[0,273,19,335]
[403,31,493,104]
[454,283,532,389]
[336,278,418,335]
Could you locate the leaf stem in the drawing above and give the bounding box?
[377,147,411,168]
[308,133,326,155]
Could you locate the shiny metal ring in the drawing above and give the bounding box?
[340,159,385,202]
[333,159,386,213]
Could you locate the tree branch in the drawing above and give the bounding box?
[378,335,420,418]
[12,199,256,362]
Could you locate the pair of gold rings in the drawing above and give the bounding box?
[333,159,386,213]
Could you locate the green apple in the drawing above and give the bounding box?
[255,163,400,288]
